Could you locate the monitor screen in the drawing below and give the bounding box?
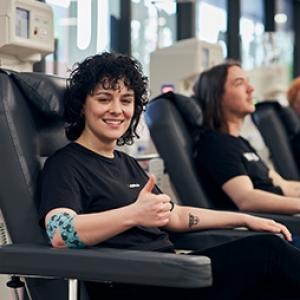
[16,7,30,39]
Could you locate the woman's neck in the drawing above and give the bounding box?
[75,135,115,158]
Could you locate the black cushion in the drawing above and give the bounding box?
[11,72,66,118]
[255,100,300,138]
[151,92,203,128]
[280,107,300,137]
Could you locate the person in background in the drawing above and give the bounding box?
[287,76,300,117]
[39,53,300,300]
[286,76,300,174]
[193,61,300,216]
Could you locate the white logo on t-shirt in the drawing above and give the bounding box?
[128,183,140,188]
[243,152,260,162]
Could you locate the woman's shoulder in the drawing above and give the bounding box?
[43,143,80,170]
[114,149,137,163]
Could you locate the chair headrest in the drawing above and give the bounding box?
[10,72,66,119]
[152,92,203,127]
[255,100,300,137]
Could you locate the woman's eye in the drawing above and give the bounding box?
[122,98,133,104]
[97,98,110,102]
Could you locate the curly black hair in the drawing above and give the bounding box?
[64,52,149,145]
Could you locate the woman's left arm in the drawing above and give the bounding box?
[164,205,292,241]
[269,169,300,197]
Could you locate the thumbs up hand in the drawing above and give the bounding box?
[132,175,172,227]
[140,174,157,194]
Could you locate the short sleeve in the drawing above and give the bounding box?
[38,154,83,227]
[195,132,248,186]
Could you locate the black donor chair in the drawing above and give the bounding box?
[145,92,300,233]
[0,71,212,300]
[252,101,300,180]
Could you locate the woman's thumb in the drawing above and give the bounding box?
[141,175,156,193]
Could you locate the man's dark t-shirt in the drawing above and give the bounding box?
[195,129,283,210]
[38,142,174,252]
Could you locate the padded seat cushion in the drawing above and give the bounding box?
[152,92,203,128]
[11,72,66,118]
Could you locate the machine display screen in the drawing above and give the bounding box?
[16,7,30,39]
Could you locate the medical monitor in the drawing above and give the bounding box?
[0,0,54,61]
[150,38,224,97]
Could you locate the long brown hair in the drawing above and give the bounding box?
[193,60,240,132]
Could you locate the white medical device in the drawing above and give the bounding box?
[150,38,224,97]
[247,64,290,105]
[0,0,54,70]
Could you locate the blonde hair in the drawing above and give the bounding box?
[287,77,300,106]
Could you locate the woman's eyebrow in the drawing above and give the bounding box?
[93,90,111,96]
[123,92,135,97]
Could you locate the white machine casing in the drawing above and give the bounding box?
[247,64,290,105]
[0,0,54,69]
[150,38,224,97]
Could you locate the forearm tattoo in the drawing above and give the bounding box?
[188,213,199,228]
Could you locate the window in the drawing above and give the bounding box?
[45,0,115,76]
[131,0,176,75]
[196,0,227,57]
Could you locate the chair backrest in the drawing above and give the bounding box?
[0,69,69,299]
[145,92,211,208]
[252,101,300,180]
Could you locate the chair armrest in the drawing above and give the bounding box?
[169,229,273,251]
[0,244,211,288]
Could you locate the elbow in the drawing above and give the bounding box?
[237,201,252,212]
[232,196,254,212]
[50,233,67,248]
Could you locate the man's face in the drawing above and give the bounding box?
[221,65,255,120]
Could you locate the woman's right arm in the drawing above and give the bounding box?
[46,176,172,248]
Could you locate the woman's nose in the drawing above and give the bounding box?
[109,99,122,114]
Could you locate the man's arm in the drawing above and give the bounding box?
[164,205,292,241]
[269,169,300,197]
[222,175,300,214]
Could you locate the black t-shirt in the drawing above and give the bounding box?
[38,142,174,252]
[195,129,283,210]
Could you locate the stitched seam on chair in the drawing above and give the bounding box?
[1,81,34,196]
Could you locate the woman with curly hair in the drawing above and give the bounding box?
[39,52,300,300]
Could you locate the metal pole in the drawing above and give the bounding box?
[68,279,78,300]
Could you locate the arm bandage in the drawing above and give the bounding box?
[46,212,86,248]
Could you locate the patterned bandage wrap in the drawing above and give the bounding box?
[46,212,86,248]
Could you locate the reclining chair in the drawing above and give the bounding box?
[145,92,300,233]
[0,71,213,300]
[252,101,300,180]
